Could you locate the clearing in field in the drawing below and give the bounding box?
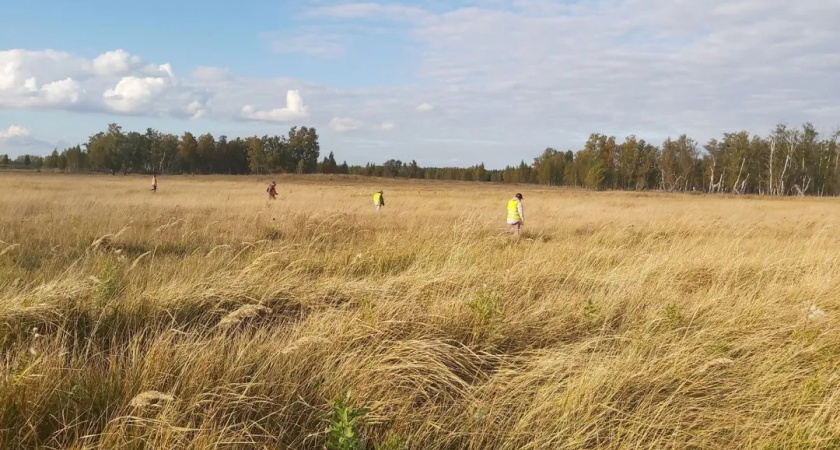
[1,172,840,449]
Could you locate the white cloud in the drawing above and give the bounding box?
[90,49,140,76]
[0,49,200,115]
[22,77,38,92]
[415,103,435,112]
[378,121,396,131]
[0,125,59,156]
[0,50,87,107]
[0,48,312,123]
[40,78,81,104]
[145,63,175,80]
[185,100,208,119]
[1,75,82,107]
[103,76,170,113]
[241,89,309,122]
[0,125,29,139]
[0,62,19,90]
[0,50,80,91]
[330,117,364,132]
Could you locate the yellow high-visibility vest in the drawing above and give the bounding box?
[374,192,383,206]
[507,199,521,221]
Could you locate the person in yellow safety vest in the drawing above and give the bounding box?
[507,193,524,235]
[373,190,385,212]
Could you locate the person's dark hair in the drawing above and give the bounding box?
[515,193,523,199]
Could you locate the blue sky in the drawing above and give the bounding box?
[1,0,839,168]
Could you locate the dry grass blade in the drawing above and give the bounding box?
[695,358,735,375]
[216,304,273,330]
[129,391,175,409]
[89,225,132,249]
[129,251,153,271]
[0,243,19,257]
[280,336,331,354]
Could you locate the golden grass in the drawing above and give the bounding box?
[1,171,840,449]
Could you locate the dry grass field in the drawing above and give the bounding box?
[2,172,840,449]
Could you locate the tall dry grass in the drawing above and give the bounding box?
[1,172,840,449]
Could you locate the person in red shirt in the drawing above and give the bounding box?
[267,181,278,200]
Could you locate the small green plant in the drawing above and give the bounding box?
[706,340,733,356]
[326,392,369,450]
[468,290,503,343]
[374,433,407,450]
[91,260,120,305]
[791,328,820,345]
[761,424,840,450]
[801,374,827,400]
[468,291,502,323]
[583,298,599,322]
[662,302,684,328]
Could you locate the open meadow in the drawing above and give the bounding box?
[2,172,840,449]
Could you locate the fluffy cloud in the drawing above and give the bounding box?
[185,100,209,119]
[329,117,364,132]
[90,49,141,76]
[100,62,179,113]
[0,50,86,107]
[0,47,315,124]
[415,103,434,112]
[146,63,175,80]
[378,121,396,131]
[0,49,200,116]
[0,125,59,155]
[0,49,86,90]
[40,78,81,104]
[103,76,169,113]
[6,76,81,107]
[241,90,309,122]
[0,124,29,139]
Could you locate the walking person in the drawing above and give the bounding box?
[151,174,157,193]
[373,190,385,212]
[267,181,278,200]
[507,193,524,236]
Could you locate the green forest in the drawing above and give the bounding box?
[2,122,838,196]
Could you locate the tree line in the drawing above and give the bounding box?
[0,123,336,176]
[348,123,840,196]
[2,122,838,196]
